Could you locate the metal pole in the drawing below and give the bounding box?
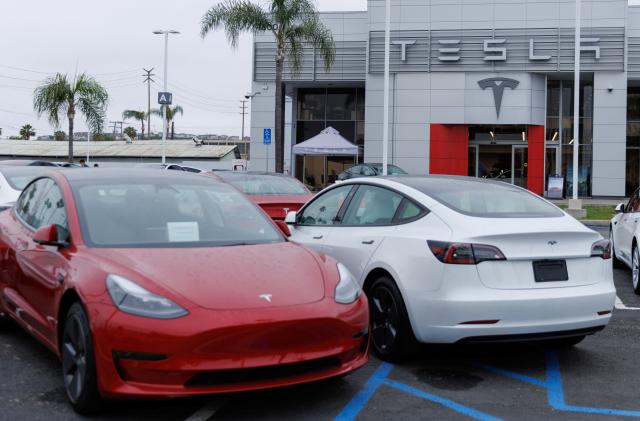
[382,0,391,176]
[572,0,581,200]
[162,32,169,164]
[86,131,90,164]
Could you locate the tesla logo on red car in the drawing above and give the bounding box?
[259,294,273,302]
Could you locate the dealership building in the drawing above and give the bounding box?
[249,0,640,197]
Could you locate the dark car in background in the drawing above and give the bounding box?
[337,163,407,181]
[216,171,314,220]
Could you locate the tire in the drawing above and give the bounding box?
[61,302,102,414]
[368,276,418,362]
[633,245,640,295]
[543,335,586,348]
[610,228,624,269]
[0,311,9,330]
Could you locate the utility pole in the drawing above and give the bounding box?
[110,121,124,139]
[143,68,155,140]
[240,100,248,159]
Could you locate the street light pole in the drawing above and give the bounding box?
[572,0,581,202]
[153,30,179,165]
[382,0,391,176]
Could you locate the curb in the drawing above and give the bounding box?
[579,220,610,227]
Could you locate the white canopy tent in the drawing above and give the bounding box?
[292,127,360,188]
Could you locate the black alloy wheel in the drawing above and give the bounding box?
[368,276,417,362]
[62,302,102,414]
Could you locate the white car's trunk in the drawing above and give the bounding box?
[462,218,606,290]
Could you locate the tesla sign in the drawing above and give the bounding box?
[478,77,520,117]
[393,37,601,63]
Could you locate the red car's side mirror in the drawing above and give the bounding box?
[275,220,291,237]
[33,224,69,248]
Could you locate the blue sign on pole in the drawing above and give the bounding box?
[263,128,272,145]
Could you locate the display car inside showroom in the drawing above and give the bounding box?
[249,0,640,197]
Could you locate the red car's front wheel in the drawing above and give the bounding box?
[62,302,102,414]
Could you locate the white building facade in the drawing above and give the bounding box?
[250,0,640,197]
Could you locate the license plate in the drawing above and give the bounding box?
[533,260,568,282]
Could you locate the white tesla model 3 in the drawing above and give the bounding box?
[610,192,640,294]
[285,176,616,361]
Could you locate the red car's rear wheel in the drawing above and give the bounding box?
[62,303,102,414]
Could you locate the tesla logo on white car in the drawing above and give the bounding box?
[548,241,558,246]
[259,294,273,302]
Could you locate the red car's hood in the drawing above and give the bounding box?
[96,242,326,310]
[249,194,313,220]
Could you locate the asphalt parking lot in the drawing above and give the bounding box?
[1,226,639,421]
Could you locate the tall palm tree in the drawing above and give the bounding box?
[122,110,146,140]
[201,0,335,173]
[19,124,35,140]
[151,105,183,139]
[33,73,108,162]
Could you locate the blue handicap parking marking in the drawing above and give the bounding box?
[337,351,640,420]
[335,362,503,421]
[478,351,640,418]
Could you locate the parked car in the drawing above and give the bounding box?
[285,176,615,361]
[0,159,59,167]
[0,169,368,413]
[0,166,49,208]
[337,163,407,181]
[610,191,640,294]
[216,171,314,220]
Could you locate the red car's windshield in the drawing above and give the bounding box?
[72,178,284,248]
[218,173,309,196]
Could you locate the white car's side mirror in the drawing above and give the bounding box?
[615,203,626,214]
[285,211,298,225]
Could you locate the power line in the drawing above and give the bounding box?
[143,68,155,140]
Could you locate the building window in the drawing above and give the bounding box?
[627,87,640,196]
[295,87,365,189]
[546,77,593,197]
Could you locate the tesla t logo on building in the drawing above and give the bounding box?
[259,294,273,302]
[477,77,520,117]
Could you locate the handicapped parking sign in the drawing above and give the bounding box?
[263,128,272,145]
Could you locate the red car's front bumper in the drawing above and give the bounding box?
[88,296,369,399]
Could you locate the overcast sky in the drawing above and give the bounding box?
[1,0,639,138]
[0,0,367,138]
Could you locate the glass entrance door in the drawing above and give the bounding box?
[513,145,528,188]
[546,146,559,192]
[478,144,512,182]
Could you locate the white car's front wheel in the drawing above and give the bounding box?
[633,245,640,295]
[368,276,417,362]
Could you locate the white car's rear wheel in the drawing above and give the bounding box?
[368,276,417,362]
[633,245,640,295]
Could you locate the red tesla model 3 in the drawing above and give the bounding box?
[215,171,314,220]
[0,169,368,413]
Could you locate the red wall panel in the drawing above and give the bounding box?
[527,125,545,195]
[429,124,468,176]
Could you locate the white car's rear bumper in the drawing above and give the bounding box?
[405,280,616,344]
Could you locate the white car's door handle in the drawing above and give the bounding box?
[313,235,323,240]
[362,240,375,245]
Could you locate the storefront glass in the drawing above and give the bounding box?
[546,77,594,197]
[627,87,640,196]
[295,87,365,190]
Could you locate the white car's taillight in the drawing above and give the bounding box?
[428,241,506,265]
[591,239,612,260]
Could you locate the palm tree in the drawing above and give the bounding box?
[151,105,183,139]
[201,0,335,173]
[19,124,35,140]
[33,73,108,162]
[122,110,146,140]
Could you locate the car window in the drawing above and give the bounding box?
[347,165,360,175]
[30,179,68,231]
[16,178,49,228]
[361,166,376,176]
[299,185,353,225]
[627,190,639,213]
[342,185,403,225]
[398,200,424,221]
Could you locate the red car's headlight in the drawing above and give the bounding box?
[335,263,362,304]
[106,274,188,319]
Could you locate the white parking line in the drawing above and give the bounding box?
[185,399,225,421]
[615,296,640,311]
